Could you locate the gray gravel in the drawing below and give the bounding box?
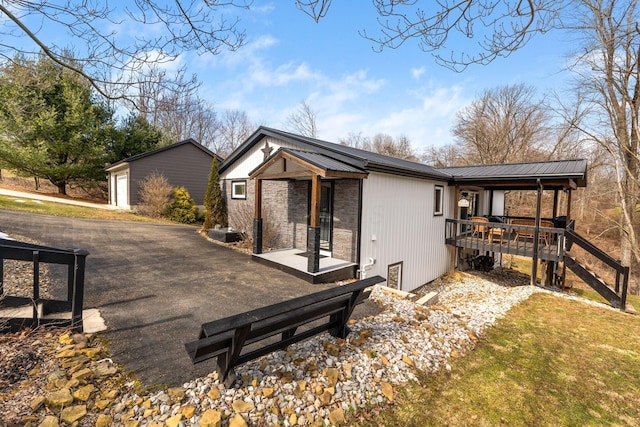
[111,273,543,426]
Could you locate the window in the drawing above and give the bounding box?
[434,185,444,216]
[387,262,403,290]
[231,180,247,199]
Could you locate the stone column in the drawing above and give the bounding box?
[253,218,263,254]
[307,226,320,273]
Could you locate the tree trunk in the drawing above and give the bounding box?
[55,182,67,195]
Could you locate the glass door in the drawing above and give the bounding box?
[319,182,333,253]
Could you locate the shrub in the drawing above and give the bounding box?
[228,201,281,248]
[138,172,172,217]
[166,186,200,224]
[202,158,227,230]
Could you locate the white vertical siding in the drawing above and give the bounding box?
[222,137,299,179]
[492,191,505,215]
[359,173,451,292]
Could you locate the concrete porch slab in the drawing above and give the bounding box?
[253,248,357,284]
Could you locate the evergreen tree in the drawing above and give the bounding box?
[202,157,227,230]
[0,55,114,194]
[105,113,164,165]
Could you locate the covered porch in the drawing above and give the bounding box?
[249,148,367,283]
[441,160,588,287]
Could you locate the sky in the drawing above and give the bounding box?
[186,1,576,152]
[11,1,576,153]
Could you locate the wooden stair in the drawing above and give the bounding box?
[564,255,636,314]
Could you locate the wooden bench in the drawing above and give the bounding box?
[184,275,385,385]
[511,219,555,245]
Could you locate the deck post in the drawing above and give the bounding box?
[308,174,322,273]
[450,186,460,272]
[531,179,543,286]
[561,188,573,289]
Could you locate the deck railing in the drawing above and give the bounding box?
[0,238,89,332]
[445,218,566,262]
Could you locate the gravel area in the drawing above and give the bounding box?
[3,232,622,426]
[104,273,543,426]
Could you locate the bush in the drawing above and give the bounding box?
[166,187,200,224]
[202,158,227,230]
[138,172,172,217]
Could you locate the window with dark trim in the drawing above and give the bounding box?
[434,185,444,216]
[231,180,247,199]
[387,262,403,290]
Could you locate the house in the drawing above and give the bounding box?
[219,126,589,292]
[106,139,221,209]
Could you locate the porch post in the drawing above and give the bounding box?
[307,174,321,273]
[531,179,543,286]
[253,178,263,254]
[561,189,573,288]
[450,185,460,272]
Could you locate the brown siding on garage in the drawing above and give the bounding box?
[129,142,215,206]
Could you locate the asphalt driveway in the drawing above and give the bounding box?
[0,210,340,386]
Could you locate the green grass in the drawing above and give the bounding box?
[0,194,163,222]
[360,293,640,426]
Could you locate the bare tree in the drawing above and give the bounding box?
[285,101,318,138]
[0,1,250,106]
[136,67,220,148]
[421,144,465,167]
[562,1,640,291]
[339,131,371,150]
[294,0,565,71]
[216,109,256,157]
[340,131,418,161]
[452,84,551,164]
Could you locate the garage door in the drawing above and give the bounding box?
[116,175,128,207]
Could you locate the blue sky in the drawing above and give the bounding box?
[13,1,575,152]
[185,1,575,151]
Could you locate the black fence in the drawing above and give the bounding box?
[0,238,88,332]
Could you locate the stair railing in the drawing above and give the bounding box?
[564,229,629,311]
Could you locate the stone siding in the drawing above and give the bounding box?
[332,179,360,262]
[225,178,360,263]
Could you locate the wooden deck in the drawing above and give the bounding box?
[445,218,566,262]
[446,235,563,262]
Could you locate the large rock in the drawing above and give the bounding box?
[232,399,255,413]
[328,408,345,425]
[60,405,87,424]
[198,409,222,427]
[228,414,248,427]
[73,384,95,401]
[381,382,394,401]
[45,388,73,406]
[37,416,59,427]
[96,414,113,427]
[324,368,340,387]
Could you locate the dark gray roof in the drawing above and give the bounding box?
[438,159,588,187]
[282,149,367,174]
[105,138,220,171]
[249,148,367,177]
[221,126,450,181]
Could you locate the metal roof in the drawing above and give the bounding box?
[438,159,588,187]
[283,149,366,174]
[221,126,450,181]
[105,138,220,171]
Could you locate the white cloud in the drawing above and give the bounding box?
[411,66,426,80]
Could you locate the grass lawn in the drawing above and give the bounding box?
[0,194,162,222]
[360,293,640,426]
